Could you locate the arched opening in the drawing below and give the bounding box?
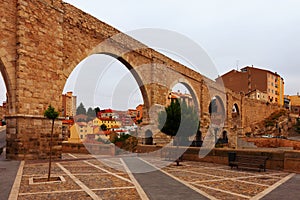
[159,82,200,146]
[232,103,240,118]
[62,54,147,152]
[0,59,9,156]
[0,73,7,122]
[168,82,199,111]
[144,129,153,145]
[209,96,225,125]
[209,96,226,145]
[0,60,9,126]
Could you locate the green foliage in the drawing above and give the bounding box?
[86,107,96,121]
[158,99,199,138]
[100,124,108,131]
[44,105,59,120]
[76,102,86,115]
[94,107,101,114]
[158,100,181,137]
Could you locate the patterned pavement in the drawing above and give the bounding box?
[13,153,295,200]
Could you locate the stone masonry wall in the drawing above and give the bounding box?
[0,0,17,114]
[242,98,281,133]
[6,0,65,159]
[16,0,64,114]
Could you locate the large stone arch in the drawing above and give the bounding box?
[62,51,152,121]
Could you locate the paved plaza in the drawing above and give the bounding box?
[2,152,299,200]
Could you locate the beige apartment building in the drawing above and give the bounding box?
[216,66,284,106]
[62,91,77,118]
[287,95,300,114]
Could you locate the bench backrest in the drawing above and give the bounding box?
[236,155,268,164]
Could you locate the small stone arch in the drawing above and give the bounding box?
[232,103,240,118]
[222,130,229,143]
[169,78,200,113]
[144,129,153,145]
[209,95,226,126]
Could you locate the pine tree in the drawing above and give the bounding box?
[158,99,199,143]
[76,102,86,115]
[87,107,96,121]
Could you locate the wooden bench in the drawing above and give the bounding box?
[161,147,183,166]
[229,155,269,172]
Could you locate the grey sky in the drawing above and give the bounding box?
[1,0,299,109]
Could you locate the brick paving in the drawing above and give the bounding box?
[9,153,296,199]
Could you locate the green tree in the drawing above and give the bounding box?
[158,99,199,144]
[76,102,86,115]
[94,107,101,115]
[87,107,96,121]
[100,123,108,131]
[44,105,59,181]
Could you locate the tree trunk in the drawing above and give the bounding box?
[48,119,54,181]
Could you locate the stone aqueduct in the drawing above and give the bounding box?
[0,0,280,160]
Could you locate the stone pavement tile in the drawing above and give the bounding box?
[239,176,281,186]
[75,174,133,189]
[165,170,222,182]
[191,184,248,200]
[19,175,81,194]
[186,167,253,178]
[94,188,141,200]
[61,165,105,174]
[18,191,93,200]
[22,162,64,176]
[194,179,268,197]
[87,159,126,173]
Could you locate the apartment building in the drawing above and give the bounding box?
[287,94,300,114]
[62,91,77,118]
[216,66,284,106]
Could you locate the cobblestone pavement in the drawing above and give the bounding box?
[15,153,295,200]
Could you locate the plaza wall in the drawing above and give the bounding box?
[136,145,300,173]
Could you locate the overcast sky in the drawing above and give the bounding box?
[0,0,299,109]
